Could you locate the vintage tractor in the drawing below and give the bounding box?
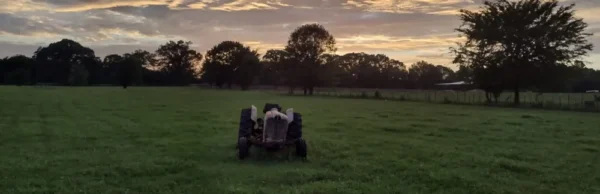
[236,103,307,160]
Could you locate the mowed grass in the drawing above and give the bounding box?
[0,86,599,194]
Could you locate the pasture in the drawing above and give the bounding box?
[0,86,599,194]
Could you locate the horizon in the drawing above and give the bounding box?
[1,0,599,69]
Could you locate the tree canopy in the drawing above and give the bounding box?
[200,41,260,89]
[33,39,97,85]
[156,40,203,85]
[452,0,594,104]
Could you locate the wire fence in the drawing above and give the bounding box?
[249,86,600,112]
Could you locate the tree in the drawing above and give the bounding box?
[117,57,138,88]
[453,0,594,105]
[260,49,290,87]
[321,53,407,89]
[319,53,343,87]
[201,41,259,89]
[33,39,97,85]
[103,54,124,84]
[285,23,337,95]
[237,53,261,90]
[128,49,157,68]
[408,61,445,89]
[455,65,473,82]
[155,40,202,85]
[122,52,148,86]
[68,63,89,86]
[1,55,35,85]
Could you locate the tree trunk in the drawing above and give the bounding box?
[485,91,492,104]
[309,87,314,95]
[288,86,295,95]
[303,87,307,95]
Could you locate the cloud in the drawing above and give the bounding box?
[342,0,476,15]
[209,0,287,11]
[242,41,285,53]
[0,0,598,69]
[53,0,170,12]
[576,7,600,23]
[0,0,52,13]
[0,13,70,36]
[337,34,464,51]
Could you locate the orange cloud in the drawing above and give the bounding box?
[337,34,464,50]
[210,0,280,11]
[242,41,285,53]
[343,0,475,14]
[576,7,600,23]
[0,0,51,13]
[55,0,169,12]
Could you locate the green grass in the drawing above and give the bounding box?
[1,86,599,194]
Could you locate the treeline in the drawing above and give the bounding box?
[0,39,202,88]
[1,0,599,101]
[0,24,465,93]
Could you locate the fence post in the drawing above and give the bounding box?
[581,93,584,109]
[568,94,571,109]
[559,95,562,109]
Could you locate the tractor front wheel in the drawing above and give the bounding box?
[238,137,250,160]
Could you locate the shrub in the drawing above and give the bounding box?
[443,97,452,104]
[584,101,596,109]
[361,91,368,99]
[374,91,381,99]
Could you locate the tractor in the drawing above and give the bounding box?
[236,103,307,160]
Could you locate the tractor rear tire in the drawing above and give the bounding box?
[296,138,307,158]
[238,137,250,160]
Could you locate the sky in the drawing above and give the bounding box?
[0,0,599,69]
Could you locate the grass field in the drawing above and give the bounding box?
[1,86,599,194]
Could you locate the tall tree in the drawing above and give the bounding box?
[33,39,97,85]
[285,23,337,95]
[117,56,140,88]
[103,54,124,84]
[453,0,594,105]
[201,41,260,89]
[155,40,203,85]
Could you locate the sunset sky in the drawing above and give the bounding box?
[1,0,599,69]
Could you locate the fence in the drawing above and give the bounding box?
[249,86,600,112]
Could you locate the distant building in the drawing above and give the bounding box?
[434,81,475,91]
